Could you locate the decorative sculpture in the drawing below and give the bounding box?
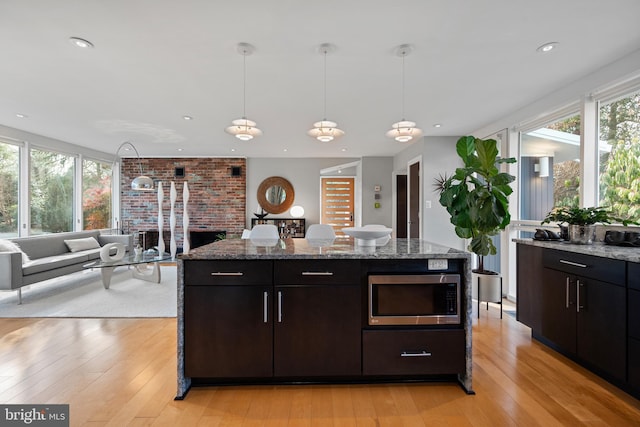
[157,182,165,255]
[170,181,177,259]
[183,182,190,254]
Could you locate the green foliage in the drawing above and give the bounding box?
[435,136,516,273]
[599,137,640,222]
[0,143,19,233]
[541,205,637,226]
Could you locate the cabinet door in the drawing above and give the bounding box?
[274,285,361,377]
[184,285,272,378]
[516,244,543,330]
[541,268,576,353]
[576,277,626,381]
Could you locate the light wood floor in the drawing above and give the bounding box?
[1,306,639,426]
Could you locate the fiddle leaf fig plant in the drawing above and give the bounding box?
[434,136,516,273]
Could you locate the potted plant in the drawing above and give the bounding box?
[541,205,636,244]
[434,136,516,274]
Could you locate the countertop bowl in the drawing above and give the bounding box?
[342,227,392,246]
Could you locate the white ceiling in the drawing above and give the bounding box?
[1,0,640,159]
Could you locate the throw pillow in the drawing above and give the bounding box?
[64,237,101,252]
[0,239,31,264]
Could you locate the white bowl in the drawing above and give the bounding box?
[342,227,392,246]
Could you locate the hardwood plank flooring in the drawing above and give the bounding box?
[1,308,639,426]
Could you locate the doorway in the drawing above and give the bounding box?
[320,176,355,235]
[408,157,421,238]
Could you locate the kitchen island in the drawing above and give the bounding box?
[176,237,473,399]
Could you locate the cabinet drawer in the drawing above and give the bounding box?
[275,260,360,285]
[630,289,640,339]
[542,249,625,286]
[184,260,272,285]
[629,262,640,291]
[363,329,465,376]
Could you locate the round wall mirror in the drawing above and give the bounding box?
[257,176,295,214]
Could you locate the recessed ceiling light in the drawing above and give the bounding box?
[283,148,288,152]
[16,113,27,118]
[177,148,183,152]
[182,115,193,120]
[433,123,442,128]
[536,42,558,53]
[231,148,236,152]
[69,37,94,48]
[341,148,347,152]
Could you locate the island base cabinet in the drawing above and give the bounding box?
[184,286,273,378]
[274,285,361,377]
[362,330,465,376]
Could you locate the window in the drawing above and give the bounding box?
[520,113,581,221]
[0,141,19,237]
[598,90,640,221]
[82,158,112,230]
[30,148,75,234]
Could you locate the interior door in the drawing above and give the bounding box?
[408,160,421,238]
[396,174,407,238]
[321,177,355,235]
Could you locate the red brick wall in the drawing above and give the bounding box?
[120,158,246,243]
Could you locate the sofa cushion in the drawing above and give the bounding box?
[0,239,31,264]
[64,237,100,252]
[22,252,91,276]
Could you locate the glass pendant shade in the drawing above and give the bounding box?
[225,117,262,140]
[307,120,345,142]
[386,120,423,142]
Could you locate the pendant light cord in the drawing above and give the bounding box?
[401,50,406,120]
[242,48,247,119]
[323,48,327,120]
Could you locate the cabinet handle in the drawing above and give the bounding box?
[210,272,244,276]
[301,271,334,276]
[565,277,570,308]
[577,280,584,312]
[401,351,432,357]
[559,260,587,268]
[263,291,268,323]
[277,291,283,323]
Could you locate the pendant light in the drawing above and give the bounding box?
[225,43,262,141]
[308,43,344,142]
[386,44,423,142]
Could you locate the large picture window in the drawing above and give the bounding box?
[30,148,75,234]
[82,158,112,230]
[0,141,19,238]
[598,90,640,221]
[519,114,581,221]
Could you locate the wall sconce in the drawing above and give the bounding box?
[113,141,154,191]
[534,156,550,178]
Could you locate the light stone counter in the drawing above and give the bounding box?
[513,238,640,263]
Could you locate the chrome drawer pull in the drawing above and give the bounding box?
[559,260,587,268]
[401,351,432,357]
[301,271,334,276]
[210,272,244,276]
[263,291,268,323]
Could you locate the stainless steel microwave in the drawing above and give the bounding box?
[368,274,461,326]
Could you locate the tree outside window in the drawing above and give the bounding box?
[0,142,19,237]
[82,159,112,230]
[599,91,640,221]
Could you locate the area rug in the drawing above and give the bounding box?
[0,265,177,318]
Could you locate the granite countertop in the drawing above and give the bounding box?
[178,237,471,261]
[513,238,640,263]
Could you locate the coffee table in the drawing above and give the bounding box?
[83,252,172,289]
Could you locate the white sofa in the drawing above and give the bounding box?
[0,230,133,304]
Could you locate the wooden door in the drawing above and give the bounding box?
[321,177,354,235]
[396,174,407,238]
[408,161,420,238]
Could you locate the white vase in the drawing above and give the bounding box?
[157,182,165,255]
[183,182,190,254]
[170,181,177,259]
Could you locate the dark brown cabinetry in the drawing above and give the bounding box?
[184,260,273,378]
[628,262,640,392]
[541,249,626,382]
[273,260,361,377]
[516,244,543,331]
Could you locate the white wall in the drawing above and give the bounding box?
[393,136,465,250]
[361,157,393,227]
[246,157,359,227]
